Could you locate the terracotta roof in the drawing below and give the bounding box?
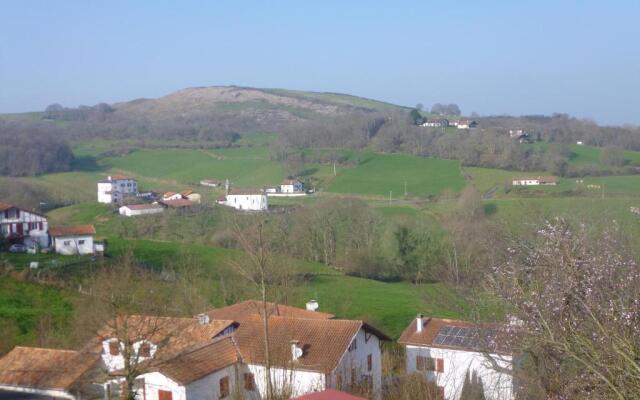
[0,202,46,218]
[0,202,13,212]
[108,174,131,180]
[150,336,239,385]
[96,315,236,359]
[49,224,96,237]
[180,190,193,197]
[159,199,196,208]
[233,315,389,373]
[293,389,367,400]
[122,204,163,211]
[0,347,99,391]
[227,189,264,196]
[206,300,334,321]
[398,317,507,354]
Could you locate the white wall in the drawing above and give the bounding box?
[119,206,164,217]
[137,373,186,400]
[53,235,94,255]
[248,364,325,399]
[405,345,513,400]
[98,179,138,204]
[101,339,158,372]
[224,194,268,211]
[330,329,383,399]
[0,207,48,243]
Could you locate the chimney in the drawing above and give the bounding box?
[306,299,319,312]
[416,314,424,333]
[290,340,303,361]
[197,313,210,325]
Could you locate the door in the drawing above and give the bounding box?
[16,223,23,236]
[158,390,173,400]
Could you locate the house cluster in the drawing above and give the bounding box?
[511,176,558,186]
[1,202,100,255]
[0,300,515,400]
[217,178,306,211]
[264,179,306,197]
[421,119,479,130]
[508,129,530,143]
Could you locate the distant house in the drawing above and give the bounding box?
[422,119,449,128]
[281,179,304,193]
[200,179,221,188]
[97,175,138,204]
[512,176,557,186]
[0,202,49,247]
[509,129,526,138]
[219,189,268,211]
[576,140,584,145]
[455,120,478,129]
[399,315,514,400]
[162,192,183,201]
[158,199,197,210]
[49,225,96,255]
[119,203,164,217]
[162,191,201,203]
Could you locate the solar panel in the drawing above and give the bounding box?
[433,325,494,351]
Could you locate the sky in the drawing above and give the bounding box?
[1,1,639,125]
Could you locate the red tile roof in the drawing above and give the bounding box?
[0,347,99,391]
[49,224,96,237]
[149,336,239,385]
[0,202,13,212]
[159,199,196,208]
[108,174,131,180]
[206,300,334,321]
[233,315,389,373]
[293,389,367,400]
[0,202,46,217]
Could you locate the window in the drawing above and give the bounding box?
[244,373,255,390]
[139,342,151,357]
[336,372,343,389]
[109,341,120,356]
[367,354,372,372]
[63,240,71,246]
[349,338,357,352]
[219,376,229,398]
[436,358,444,373]
[416,356,437,371]
[158,389,173,400]
[78,240,85,245]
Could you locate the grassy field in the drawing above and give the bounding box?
[328,153,465,197]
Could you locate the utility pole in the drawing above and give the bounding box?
[333,162,337,177]
[389,191,392,206]
[404,181,408,197]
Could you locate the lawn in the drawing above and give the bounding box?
[327,153,465,197]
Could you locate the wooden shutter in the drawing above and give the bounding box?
[436,358,444,373]
[109,341,120,356]
[244,373,254,390]
[139,342,151,357]
[219,376,229,398]
[367,354,372,371]
[158,390,173,400]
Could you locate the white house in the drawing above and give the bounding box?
[49,225,96,255]
[219,189,268,211]
[281,179,304,193]
[399,316,514,400]
[97,175,138,204]
[512,176,557,186]
[119,203,164,217]
[422,119,449,128]
[0,202,49,248]
[456,120,479,130]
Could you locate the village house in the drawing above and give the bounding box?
[97,175,138,204]
[0,202,49,248]
[421,118,449,128]
[399,315,514,400]
[455,120,479,130]
[119,203,165,217]
[0,300,389,400]
[219,189,268,211]
[158,198,198,210]
[49,225,96,255]
[281,179,304,193]
[162,191,201,203]
[511,176,557,186]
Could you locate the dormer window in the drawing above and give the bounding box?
[109,341,120,356]
[139,342,151,357]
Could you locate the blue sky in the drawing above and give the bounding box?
[1,1,639,125]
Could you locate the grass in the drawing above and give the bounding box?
[328,153,465,197]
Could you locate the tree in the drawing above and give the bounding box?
[600,145,625,167]
[227,216,294,400]
[490,220,640,399]
[409,108,424,125]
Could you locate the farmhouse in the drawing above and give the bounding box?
[162,191,183,201]
[49,225,96,255]
[158,198,197,210]
[220,189,268,211]
[512,176,557,186]
[97,175,138,204]
[119,203,164,217]
[0,202,49,247]
[162,190,201,203]
[0,300,389,400]
[455,120,478,129]
[399,315,514,400]
[281,179,304,193]
[422,118,449,128]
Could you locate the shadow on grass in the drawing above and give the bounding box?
[71,156,105,172]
